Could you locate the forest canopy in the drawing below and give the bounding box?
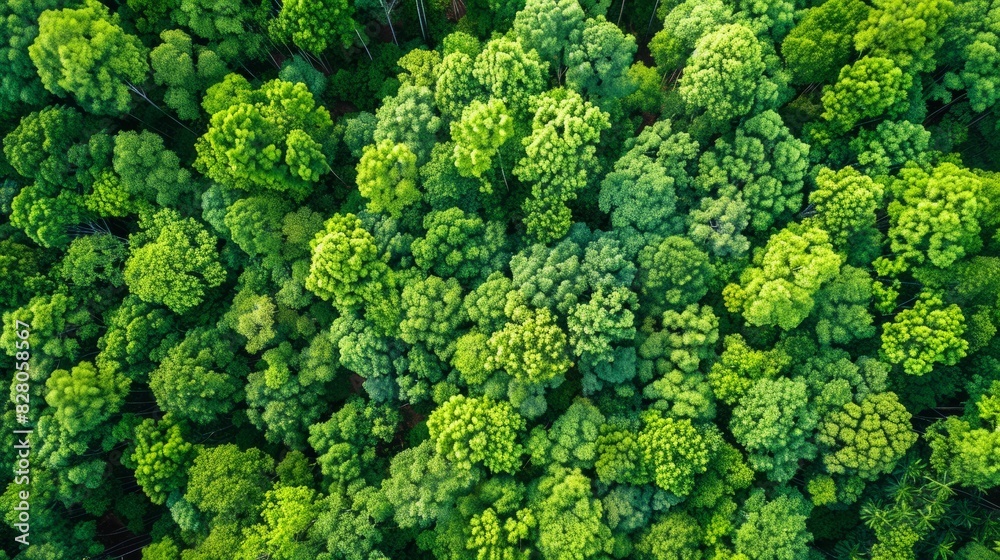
[2,0,1000,558]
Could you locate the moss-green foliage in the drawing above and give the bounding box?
[196,76,336,201]
[4,0,1000,557]
[124,209,227,314]
[28,0,149,116]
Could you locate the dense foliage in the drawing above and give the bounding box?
[2,0,1000,558]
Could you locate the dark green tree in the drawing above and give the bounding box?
[149,328,247,425]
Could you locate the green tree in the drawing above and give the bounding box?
[2,291,97,374]
[420,141,489,213]
[397,48,441,89]
[435,50,484,120]
[3,105,86,189]
[355,140,421,218]
[636,235,714,316]
[509,227,591,315]
[328,313,399,400]
[96,295,180,381]
[451,98,515,181]
[84,168,137,218]
[635,511,703,560]
[512,0,585,67]
[8,180,85,248]
[126,415,196,505]
[343,112,377,158]
[45,361,129,437]
[196,77,336,201]
[149,29,228,120]
[817,392,916,481]
[679,23,769,123]
[411,207,507,282]
[486,307,574,385]
[29,0,148,115]
[734,489,814,560]
[311,485,395,559]
[642,367,716,423]
[568,286,637,366]
[639,303,719,383]
[279,55,327,97]
[780,0,869,84]
[618,118,701,204]
[733,0,794,39]
[697,110,809,232]
[177,525,243,560]
[3,106,94,247]
[399,275,466,360]
[599,152,683,239]
[60,233,127,290]
[810,265,877,346]
[807,166,883,247]
[239,485,327,560]
[382,440,482,529]
[849,120,931,178]
[373,85,442,164]
[269,0,354,53]
[528,398,604,469]
[649,0,732,71]
[927,381,1000,490]
[879,162,985,274]
[0,238,55,310]
[687,191,751,258]
[464,271,514,333]
[0,0,56,115]
[731,377,818,482]
[112,130,194,210]
[223,194,292,262]
[708,334,791,405]
[185,444,274,525]
[170,0,266,61]
[245,341,339,449]
[636,411,712,496]
[514,88,610,242]
[149,327,247,425]
[306,213,392,311]
[860,463,959,560]
[428,394,525,474]
[565,16,638,101]
[853,0,953,73]
[941,0,1000,113]
[473,37,549,118]
[724,225,843,330]
[881,292,968,376]
[308,397,400,486]
[531,466,613,560]
[467,506,536,560]
[821,57,912,132]
[142,537,180,560]
[124,209,226,314]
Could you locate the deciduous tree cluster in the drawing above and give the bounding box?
[2,0,1000,558]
